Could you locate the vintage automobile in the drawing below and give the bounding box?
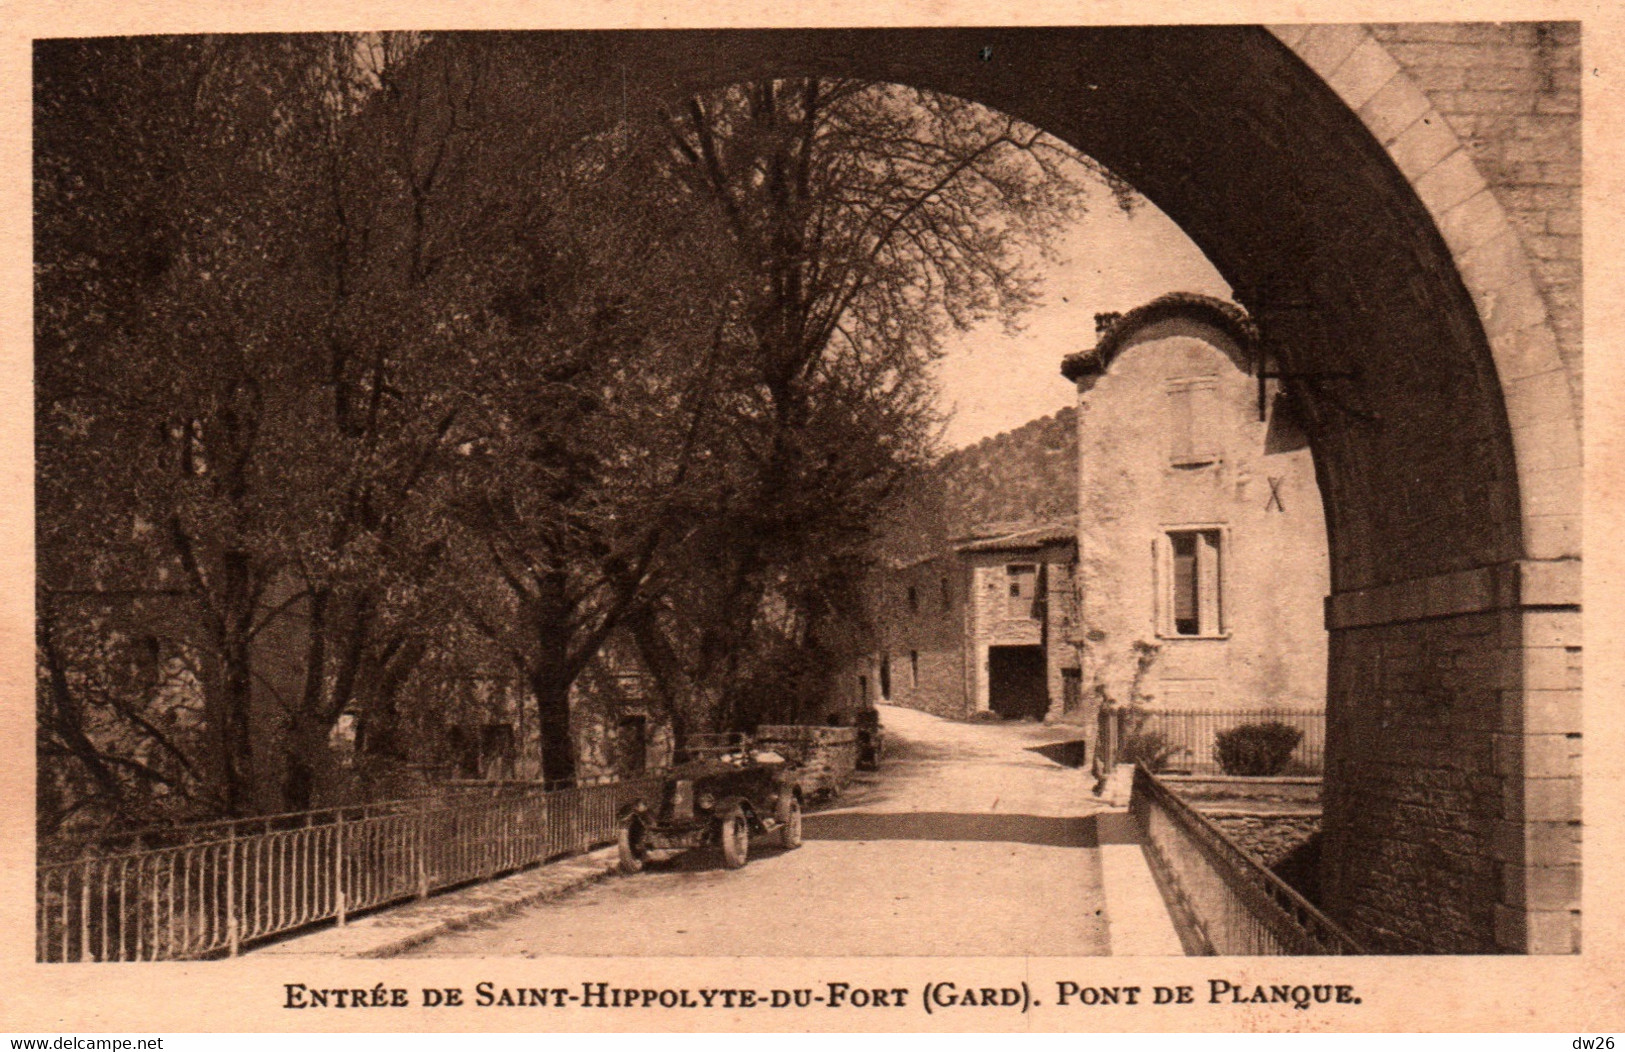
[615,747,804,873]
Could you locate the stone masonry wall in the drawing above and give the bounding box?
[1279,23,1584,954]
[1366,22,1582,412]
[964,546,1077,717]
[938,409,1079,539]
[867,553,972,718]
[883,646,969,720]
[1322,610,1517,953]
[1205,812,1321,871]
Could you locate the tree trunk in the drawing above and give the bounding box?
[279,710,336,813]
[530,670,577,787]
[217,633,257,815]
[217,549,260,815]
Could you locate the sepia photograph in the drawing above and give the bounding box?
[6,2,1620,1034]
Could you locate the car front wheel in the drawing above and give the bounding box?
[720,808,750,869]
[617,818,649,874]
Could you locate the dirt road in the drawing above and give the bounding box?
[406,705,1116,956]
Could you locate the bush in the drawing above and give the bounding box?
[1122,730,1179,773]
[1214,721,1304,776]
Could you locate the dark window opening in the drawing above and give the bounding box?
[616,715,647,776]
[1172,532,1198,635]
[479,723,515,780]
[1061,668,1083,713]
[1166,528,1222,636]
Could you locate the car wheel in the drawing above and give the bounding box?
[720,808,750,869]
[777,793,803,850]
[617,818,648,874]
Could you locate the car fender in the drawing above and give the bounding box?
[714,797,758,831]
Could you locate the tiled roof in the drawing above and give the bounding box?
[954,519,1077,553]
[1060,292,1257,381]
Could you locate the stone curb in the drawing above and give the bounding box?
[1094,763,1135,808]
[362,849,621,958]
[252,847,621,959]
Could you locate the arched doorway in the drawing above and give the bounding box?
[510,24,1580,953]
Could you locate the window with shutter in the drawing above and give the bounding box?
[1166,377,1219,466]
[1160,528,1224,636]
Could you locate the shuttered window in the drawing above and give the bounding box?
[1166,377,1219,466]
[1160,528,1224,636]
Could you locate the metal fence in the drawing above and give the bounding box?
[37,777,660,962]
[1101,707,1324,774]
[1130,766,1361,955]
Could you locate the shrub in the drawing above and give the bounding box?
[1122,730,1180,773]
[1103,703,1182,773]
[1214,721,1304,776]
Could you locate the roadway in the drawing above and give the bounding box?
[404,704,1122,956]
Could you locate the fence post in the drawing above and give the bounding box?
[485,803,498,882]
[417,810,429,900]
[577,789,590,854]
[1095,705,1117,776]
[226,829,240,958]
[334,812,347,928]
[79,867,91,963]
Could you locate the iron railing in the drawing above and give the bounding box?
[1100,707,1324,774]
[1129,766,1361,955]
[36,777,660,962]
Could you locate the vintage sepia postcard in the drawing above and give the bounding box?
[1,0,1621,1035]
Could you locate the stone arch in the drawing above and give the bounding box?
[506,24,1580,952]
[1271,23,1580,566]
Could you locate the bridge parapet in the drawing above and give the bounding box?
[1130,766,1364,955]
[36,777,660,962]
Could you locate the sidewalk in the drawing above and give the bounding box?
[251,846,622,958]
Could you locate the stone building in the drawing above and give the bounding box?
[1060,293,1330,722]
[380,629,674,785]
[862,521,1079,721]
